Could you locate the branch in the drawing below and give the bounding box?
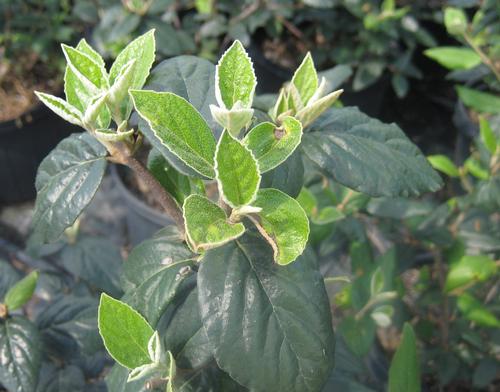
[122,155,186,236]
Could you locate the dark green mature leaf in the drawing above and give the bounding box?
[36,296,101,358]
[388,323,420,392]
[106,363,149,392]
[59,237,122,297]
[122,227,193,291]
[163,285,212,370]
[302,108,442,197]
[0,317,41,392]
[198,233,334,391]
[260,150,304,198]
[36,364,86,392]
[30,133,107,245]
[0,259,20,299]
[123,259,195,328]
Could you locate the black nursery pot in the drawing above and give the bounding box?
[0,103,81,204]
[110,165,172,246]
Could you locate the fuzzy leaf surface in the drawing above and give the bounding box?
[184,195,245,252]
[215,130,260,207]
[243,116,302,173]
[98,294,154,369]
[131,90,216,178]
[253,188,309,265]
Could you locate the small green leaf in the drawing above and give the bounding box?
[215,130,260,207]
[209,104,253,137]
[457,293,500,328]
[444,7,468,35]
[464,157,489,180]
[107,59,137,122]
[183,194,245,252]
[109,29,155,89]
[388,323,420,392]
[252,188,310,265]
[243,116,302,173]
[456,86,500,114]
[291,52,318,105]
[98,293,154,369]
[338,316,375,357]
[62,44,108,92]
[4,271,39,311]
[424,47,481,70]
[295,89,343,127]
[131,90,217,179]
[445,255,497,292]
[479,117,497,155]
[76,38,105,68]
[216,40,256,109]
[427,155,460,177]
[35,92,82,126]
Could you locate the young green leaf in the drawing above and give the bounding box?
[243,116,303,173]
[183,194,245,252]
[479,117,497,155]
[464,157,489,180]
[209,104,254,137]
[312,206,345,225]
[131,90,216,178]
[62,44,108,92]
[444,7,468,35]
[457,293,500,328]
[75,38,105,68]
[215,40,256,109]
[109,29,155,89]
[291,52,318,105]
[4,271,39,311]
[456,86,500,114]
[63,40,109,127]
[107,59,137,122]
[445,255,497,292]
[388,323,420,392]
[34,92,82,126]
[424,47,481,70]
[252,188,310,265]
[295,89,343,127]
[427,155,460,177]
[215,130,260,207]
[296,187,317,217]
[98,293,154,369]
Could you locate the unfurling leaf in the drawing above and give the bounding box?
[35,92,82,126]
[98,293,154,369]
[243,116,303,173]
[252,188,309,265]
[183,194,245,252]
[215,130,260,208]
[131,90,216,179]
[209,104,253,137]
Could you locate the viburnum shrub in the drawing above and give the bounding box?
[28,30,441,391]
